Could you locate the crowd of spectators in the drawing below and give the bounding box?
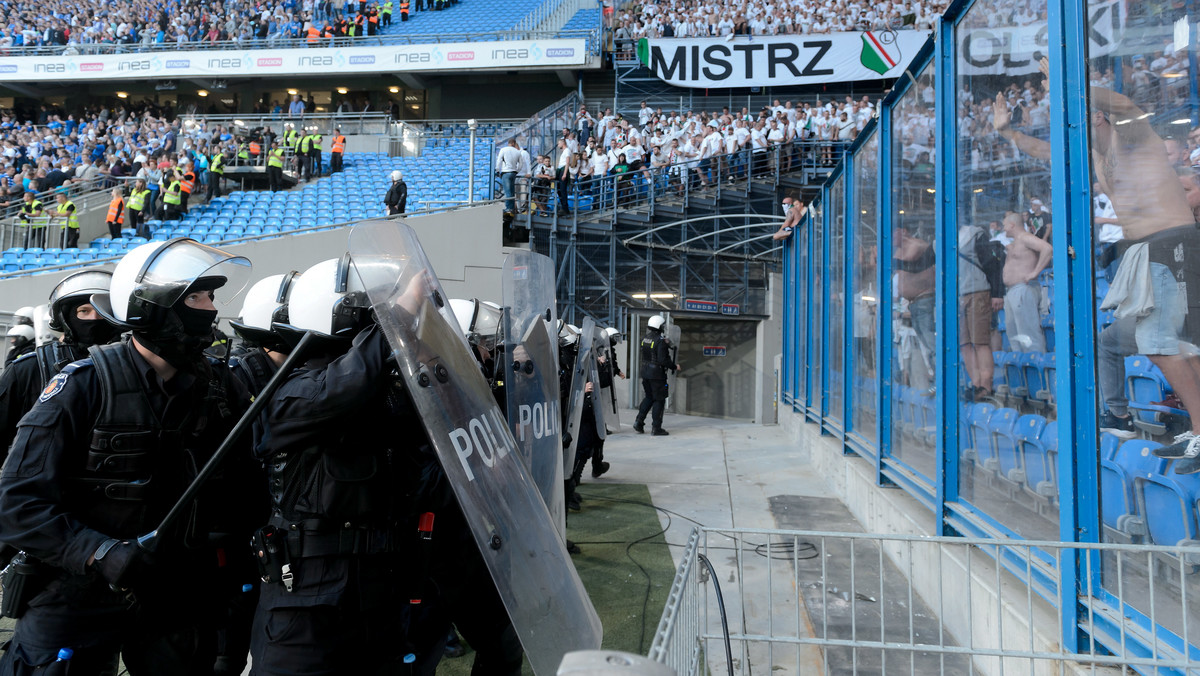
[612,0,946,43]
[499,96,876,215]
[0,0,450,51]
[0,101,288,217]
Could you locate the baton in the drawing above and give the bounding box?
[138,331,317,553]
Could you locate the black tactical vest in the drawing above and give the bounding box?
[230,348,277,398]
[35,341,85,388]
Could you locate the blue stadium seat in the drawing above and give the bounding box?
[1021,419,1057,500]
[1100,439,1168,540]
[1008,414,1047,486]
[965,403,997,464]
[1126,356,1189,436]
[1140,468,1200,550]
[1022,353,1050,411]
[980,408,1018,473]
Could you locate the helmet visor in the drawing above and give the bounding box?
[49,269,113,306]
[136,239,252,313]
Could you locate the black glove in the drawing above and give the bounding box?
[92,540,154,590]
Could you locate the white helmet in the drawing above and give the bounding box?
[277,256,370,345]
[48,268,113,333]
[92,238,252,329]
[647,315,666,331]
[230,271,300,350]
[558,322,580,346]
[13,306,35,327]
[603,326,620,340]
[391,170,403,181]
[449,298,503,349]
[7,324,34,344]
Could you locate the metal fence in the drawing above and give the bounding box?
[178,112,395,136]
[650,526,1200,675]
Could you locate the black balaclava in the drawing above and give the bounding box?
[134,281,220,373]
[61,298,122,348]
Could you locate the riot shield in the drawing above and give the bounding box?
[589,326,607,442]
[666,322,681,407]
[562,316,595,479]
[347,220,602,675]
[599,329,621,428]
[501,250,565,542]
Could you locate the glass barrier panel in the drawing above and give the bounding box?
[1085,0,1200,647]
[852,131,880,444]
[828,174,847,426]
[954,0,1060,541]
[890,61,939,483]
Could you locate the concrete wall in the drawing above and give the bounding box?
[778,408,1116,676]
[0,203,511,318]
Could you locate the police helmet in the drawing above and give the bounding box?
[230,271,300,351]
[559,321,580,346]
[13,306,34,327]
[647,315,666,331]
[391,170,403,181]
[47,268,113,333]
[449,298,503,350]
[603,326,621,345]
[91,238,252,329]
[274,255,370,347]
[7,324,34,346]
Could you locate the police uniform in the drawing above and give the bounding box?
[0,350,40,453]
[0,338,260,674]
[633,326,675,434]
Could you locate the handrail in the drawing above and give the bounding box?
[0,198,509,279]
[0,28,601,56]
[1,175,136,222]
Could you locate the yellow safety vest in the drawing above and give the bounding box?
[268,148,285,168]
[56,201,78,230]
[20,199,43,227]
[300,136,312,153]
[163,181,182,206]
[127,189,150,211]
[211,152,225,175]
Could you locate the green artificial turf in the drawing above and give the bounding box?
[437,482,678,674]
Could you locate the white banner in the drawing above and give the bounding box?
[638,31,932,89]
[0,38,587,82]
[958,0,1124,76]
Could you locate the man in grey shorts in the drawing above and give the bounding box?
[1002,211,1052,352]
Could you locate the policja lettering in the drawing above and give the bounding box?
[449,408,517,482]
[516,400,560,442]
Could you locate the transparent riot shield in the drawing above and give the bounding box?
[665,322,681,407]
[589,326,607,442]
[347,220,602,675]
[562,316,595,479]
[501,250,565,541]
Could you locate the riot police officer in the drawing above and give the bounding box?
[227,271,300,395]
[0,238,261,675]
[3,325,33,368]
[249,257,523,676]
[0,269,121,457]
[633,315,678,436]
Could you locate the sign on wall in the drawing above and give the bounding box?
[0,39,588,82]
[637,31,932,89]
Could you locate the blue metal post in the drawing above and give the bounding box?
[1048,0,1097,654]
[806,203,818,417]
[934,16,960,537]
[877,113,895,485]
[843,154,856,445]
[820,181,833,424]
[782,230,793,406]
[1189,0,1199,125]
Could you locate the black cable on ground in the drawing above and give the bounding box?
[697,553,735,676]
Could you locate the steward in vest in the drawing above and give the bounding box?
[51,192,79,249]
[308,133,323,178]
[330,129,346,173]
[381,0,393,25]
[208,148,226,202]
[17,192,45,248]
[399,0,409,20]
[299,134,313,181]
[126,179,152,239]
[177,161,197,213]
[160,177,184,221]
[0,239,263,675]
[336,18,349,36]
[366,6,379,34]
[0,269,119,458]
[266,142,286,193]
[105,187,125,240]
[306,23,320,44]
[248,141,262,162]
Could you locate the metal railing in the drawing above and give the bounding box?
[0,28,602,56]
[500,141,835,238]
[178,112,394,136]
[494,92,582,174]
[652,526,1200,675]
[0,198,507,279]
[0,175,134,224]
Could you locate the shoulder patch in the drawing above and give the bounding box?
[39,372,69,402]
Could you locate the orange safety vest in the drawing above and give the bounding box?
[307,26,320,42]
[400,1,409,12]
[180,171,196,194]
[331,135,346,154]
[107,196,125,224]
[249,142,261,155]
[369,13,378,25]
